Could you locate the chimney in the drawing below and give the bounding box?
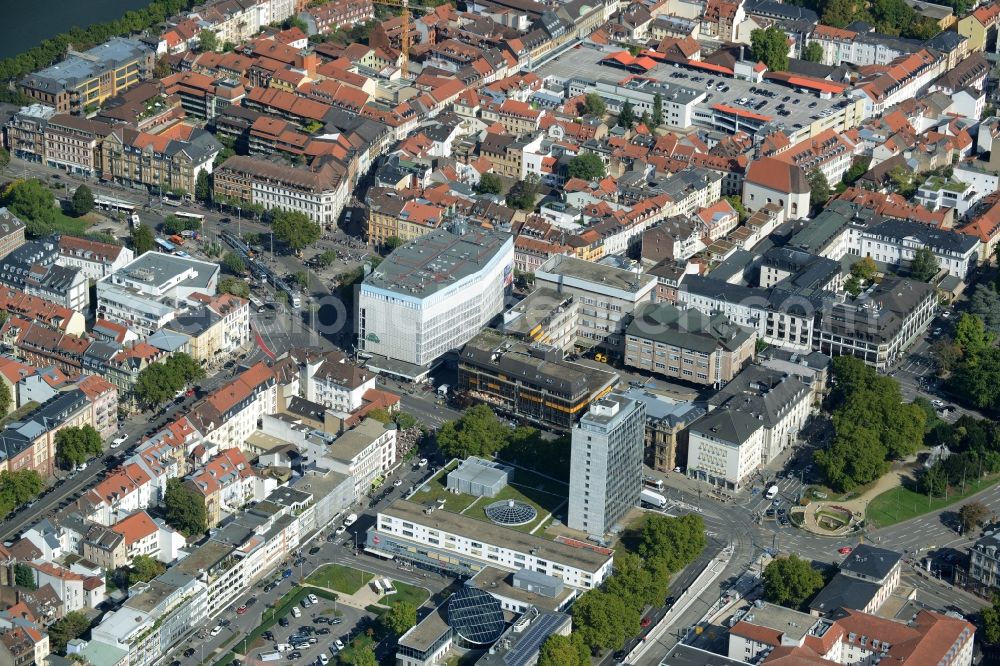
[298,50,318,78]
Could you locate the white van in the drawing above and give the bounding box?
[764,485,779,500]
[275,644,292,653]
[381,578,396,595]
[370,579,385,594]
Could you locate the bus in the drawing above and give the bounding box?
[249,296,266,313]
[642,477,664,491]
[162,198,181,207]
[173,211,205,224]
[154,237,177,253]
[94,195,138,217]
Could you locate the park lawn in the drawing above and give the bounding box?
[867,474,1000,528]
[306,563,373,594]
[52,210,91,236]
[382,581,429,609]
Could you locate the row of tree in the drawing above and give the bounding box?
[815,356,926,491]
[0,0,196,83]
[762,555,825,609]
[944,313,1000,411]
[134,353,205,410]
[55,425,103,469]
[543,514,705,656]
[164,477,208,536]
[0,469,43,518]
[919,412,1000,498]
[435,405,573,480]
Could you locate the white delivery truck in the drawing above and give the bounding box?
[765,485,779,500]
[259,652,282,662]
[640,489,667,508]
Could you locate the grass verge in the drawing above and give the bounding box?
[380,581,428,609]
[867,474,1000,528]
[306,563,374,594]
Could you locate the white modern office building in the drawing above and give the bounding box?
[96,252,220,337]
[357,227,514,371]
[568,393,645,537]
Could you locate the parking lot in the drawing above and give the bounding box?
[255,595,370,665]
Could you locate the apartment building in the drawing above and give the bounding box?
[213,155,349,226]
[20,38,154,114]
[301,0,375,32]
[368,499,614,589]
[0,389,93,478]
[43,114,113,176]
[728,603,974,666]
[624,303,755,387]
[96,252,220,337]
[186,448,256,528]
[773,129,858,186]
[534,255,656,353]
[0,240,88,313]
[743,157,811,220]
[57,236,135,282]
[0,286,86,336]
[457,329,619,432]
[500,288,579,353]
[188,362,277,452]
[809,544,903,616]
[101,125,220,196]
[326,418,397,498]
[300,349,376,413]
[0,209,26,259]
[150,293,251,364]
[968,530,1000,595]
[357,227,514,373]
[161,71,247,120]
[110,511,164,564]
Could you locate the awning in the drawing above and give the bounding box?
[364,547,395,560]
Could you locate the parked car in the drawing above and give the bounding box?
[236,605,248,615]
[210,626,223,637]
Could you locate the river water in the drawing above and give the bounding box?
[0,0,153,60]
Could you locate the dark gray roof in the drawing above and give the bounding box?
[925,30,967,52]
[865,219,979,255]
[689,407,763,445]
[708,365,810,428]
[839,544,902,580]
[626,303,754,353]
[808,572,880,614]
[745,0,818,21]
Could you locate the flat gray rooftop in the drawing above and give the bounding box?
[110,250,218,291]
[733,602,818,642]
[537,255,654,295]
[382,499,612,573]
[502,288,574,337]
[538,44,619,85]
[398,607,451,652]
[363,228,510,299]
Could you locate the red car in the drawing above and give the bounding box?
[838,546,853,555]
[640,617,652,628]
[236,605,248,615]
[186,388,195,398]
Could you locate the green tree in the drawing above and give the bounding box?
[850,256,878,282]
[652,93,663,126]
[951,346,1000,410]
[154,55,172,79]
[0,470,43,517]
[218,276,250,298]
[888,165,917,197]
[166,352,204,384]
[725,195,749,222]
[910,246,939,281]
[803,42,824,62]
[823,0,863,26]
[476,172,503,195]
[982,593,1000,644]
[49,611,91,654]
[380,602,417,636]
[931,337,962,374]
[394,412,418,430]
[843,157,872,185]
[2,179,58,236]
[845,275,862,297]
[130,224,155,255]
[55,425,103,468]
[954,313,994,358]
[384,236,405,251]
[762,555,824,609]
[583,92,606,117]
[195,170,211,203]
[538,633,590,666]
[340,640,377,666]
[70,185,94,217]
[0,381,11,417]
[969,284,1000,333]
[316,250,338,267]
[638,513,707,573]
[506,176,540,211]
[567,153,606,181]
[128,554,166,586]
[618,101,635,129]
[808,169,831,205]
[14,563,35,589]
[198,29,218,52]
[571,590,640,652]
[436,404,512,459]
[604,552,666,609]
[164,478,207,536]
[959,501,989,534]
[0,147,10,171]
[750,26,789,71]
[273,210,321,250]
[223,251,246,275]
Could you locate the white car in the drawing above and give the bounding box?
[76,462,88,472]
[318,655,330,665]
[308,594,318,605]
[333,640,345,652]
[335,526,346,536]
[210,625,223,637]
[393,478,403,487]
[418,458,428,468]
[112,434,129,447]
